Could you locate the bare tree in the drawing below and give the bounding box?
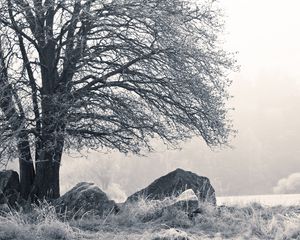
[0,0,235,200]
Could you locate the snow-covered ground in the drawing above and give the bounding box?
[217,194,300,206]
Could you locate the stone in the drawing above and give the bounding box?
[166,199,199,214]
[153,228,190,240]
[0,170,20,206]
[175,189,198,202]
[161,190,199,215]
[54,182,119,218]
[0,203,10,214]
[127,168,216,205]
[173,189,199,213]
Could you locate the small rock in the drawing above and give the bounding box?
[0,203,10,214]
[175,189,198,202]
[153,228,190,240]
[164,199,199,215]
[175,200,198,212]
[0,170,20,207]
[161,189,199,214]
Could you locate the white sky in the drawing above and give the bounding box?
[224,0,300,77]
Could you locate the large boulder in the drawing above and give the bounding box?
[54,182,119,218]
[0,170,20,206]
[127,168,216,205]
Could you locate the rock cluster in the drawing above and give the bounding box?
[0,168,216,219]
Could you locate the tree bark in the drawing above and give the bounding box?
[28,24,65,199]
[32,155,60,200]
[31,136,63,200]
[31,96,65,200]
[17,132,35,200]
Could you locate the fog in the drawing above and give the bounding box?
[7,0,300,198]
[273,173,300,194]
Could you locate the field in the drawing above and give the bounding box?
[217,194,300,207]
[0,195,299,240]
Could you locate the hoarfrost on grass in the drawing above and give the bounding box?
[0,196,299,240]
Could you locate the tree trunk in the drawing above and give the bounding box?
[30,30,66,200]
[30,93,65,200]
[30,98,65,200]
[33,159,60,200]
[31,147,62,200]
[18,136,35,200]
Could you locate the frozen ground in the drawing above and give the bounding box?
[0,195,299,240]
[217,194,300,206]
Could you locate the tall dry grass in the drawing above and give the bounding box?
[0,198,299,240]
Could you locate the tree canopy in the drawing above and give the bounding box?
[0,0,235,199]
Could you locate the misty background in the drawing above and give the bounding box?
[7,0,300,202]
